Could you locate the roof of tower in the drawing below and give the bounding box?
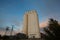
[24,10,37,15]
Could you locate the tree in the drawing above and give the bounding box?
[2,35,9,40]
[44,18,60,40]
[16,33,28,39]
[5,27,9,35]
[0,35,2,39]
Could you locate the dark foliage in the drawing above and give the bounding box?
[44,18,60,40]
[0,35,2,39]
[2,35,10,40]
[16,33,28,39]
[0,33,28,40]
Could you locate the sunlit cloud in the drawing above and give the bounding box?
[39,20,48,28]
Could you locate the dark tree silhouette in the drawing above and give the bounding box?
[16,33,28,39]
[0,35,2,39]
[5,27,9,35]
[2,35,10,40]
[44,18,60,40]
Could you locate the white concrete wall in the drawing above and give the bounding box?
[27,10,40,38]
[23,10,41,38]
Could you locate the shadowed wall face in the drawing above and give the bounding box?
[23,10,40,38]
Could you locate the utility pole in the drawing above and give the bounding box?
[10,25,14,36]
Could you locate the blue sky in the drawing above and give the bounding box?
[0,0,60,33]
